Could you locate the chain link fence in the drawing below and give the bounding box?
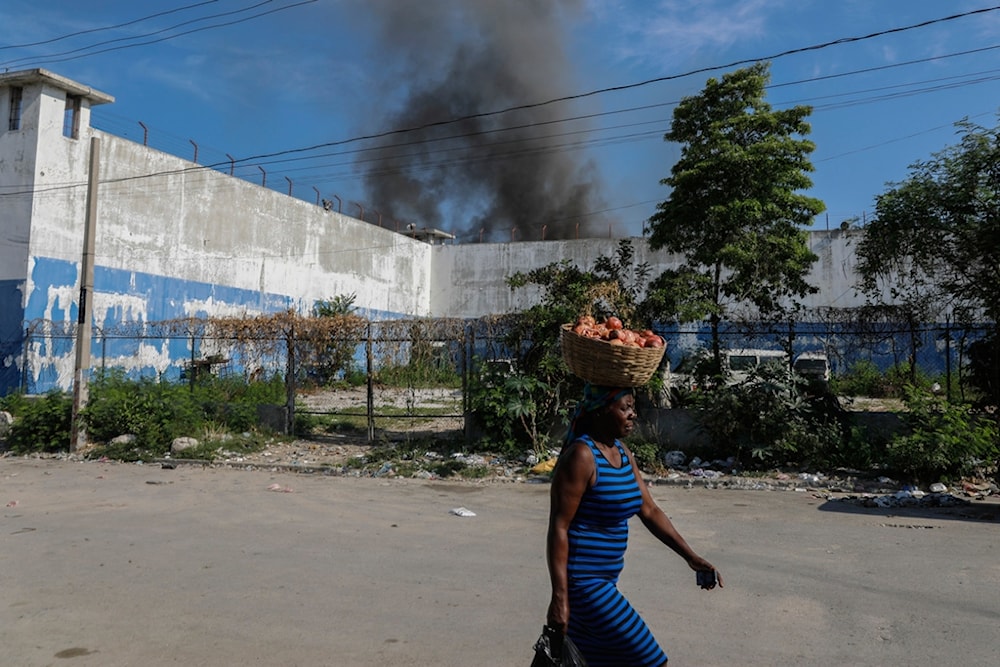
[11,315,523,443]
[6,314,995,442]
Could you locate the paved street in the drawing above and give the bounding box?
[2,458,997,666]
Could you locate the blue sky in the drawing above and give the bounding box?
[3,1,1000,240]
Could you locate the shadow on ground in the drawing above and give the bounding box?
[817,496,1000,523]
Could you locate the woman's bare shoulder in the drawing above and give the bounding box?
[554,439,595,480]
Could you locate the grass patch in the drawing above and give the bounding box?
[458,465,492,479]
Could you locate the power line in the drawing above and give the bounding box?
[84,33,1000,187]
[21,1,979,186]
[3,5,999,219]
[7,2,999,171]
[1,0,278,68]
[0,1,219,51]
[816,110,996,163]
[200,4,1000,168]
[83,62,1000,197]
[770,42,1000,91]
[0,0,317,70]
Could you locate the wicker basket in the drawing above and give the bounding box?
[560,324,665,386]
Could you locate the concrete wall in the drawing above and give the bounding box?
[14,133,438,390]
[1,71,441,392]
[429,229,865,319]
[86,133,433,320]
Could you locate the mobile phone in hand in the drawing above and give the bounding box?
[696,570,717,588]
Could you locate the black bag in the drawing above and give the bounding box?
[531,625,588,667]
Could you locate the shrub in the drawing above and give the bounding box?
[82,372,200,455]
[306,294,365,386]
[690,364,847,470]
[626,439,663,473]
[885,362,932,394]
[831,359,889,397]
[0,392,31,417]
[467,362,565,458]
[885,387,998,484]
[5,391,73,454]
[81,372,289,460]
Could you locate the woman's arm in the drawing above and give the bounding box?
[546,441,594,631]
[623,443,723,588]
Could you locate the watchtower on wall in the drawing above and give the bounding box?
[0,69,114,392]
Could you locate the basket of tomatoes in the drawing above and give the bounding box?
[560,315,666,387]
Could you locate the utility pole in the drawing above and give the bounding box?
[71,136,100,452]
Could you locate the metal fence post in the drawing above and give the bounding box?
[463,323,473,442]
[944,315,952,402]
[366,322,374,442]
[285,323,296,436]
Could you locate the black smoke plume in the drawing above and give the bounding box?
[353,0,608,242]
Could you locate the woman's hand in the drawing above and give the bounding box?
[546,595,570,634]
[687,555,724,589]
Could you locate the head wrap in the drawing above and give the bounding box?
[564,383,632,445]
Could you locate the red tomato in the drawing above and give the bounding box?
[605,316,623,330]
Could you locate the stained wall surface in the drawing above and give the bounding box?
[428,230,865,319]
[1,71,435,391]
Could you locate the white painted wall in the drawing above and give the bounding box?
[429,230,867,319]
[0,83,39,283]
[88,133,434,318]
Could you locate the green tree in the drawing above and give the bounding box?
[308,294,365,385]
[856,118,1000,480]
[646,62,824,370]
[313,293,358,318]
[857,119,1000,324]
[506,238,653,375]
[856,118,1000,383]
[470,240,652,453]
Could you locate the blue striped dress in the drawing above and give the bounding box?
[566,435,668,667]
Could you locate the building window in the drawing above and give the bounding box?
[63,94,81,139]
[8,86,22,131]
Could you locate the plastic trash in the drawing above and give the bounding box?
[531,458,557,475]
[449,507,476,517]
[929,482,947,494]
[662,450,686,468]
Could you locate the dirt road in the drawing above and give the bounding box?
[2,457,997,666]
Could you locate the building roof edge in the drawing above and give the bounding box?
[0,68,115,105]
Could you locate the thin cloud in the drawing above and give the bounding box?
[610,0,782,68]
[129,58,217,104]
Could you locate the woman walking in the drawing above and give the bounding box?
[546,384,722,666]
